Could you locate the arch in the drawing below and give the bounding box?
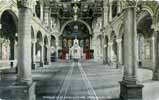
[0,10,18,61]
[36,31,43,43]
[60,19,92,36]
[137,10,153,38]
[51,35,56,47]
[44,36,48,45]
[0,10,18,26]
[1,10,18,37]
[155,6,159,24]
[110,31,116,42]
[137,10,152,24]
[141,5,154,19]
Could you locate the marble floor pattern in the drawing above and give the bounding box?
[0,61,159,100]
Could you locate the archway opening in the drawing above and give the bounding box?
[59,21,92,60]
[0,10,18,66]
[36,31,43,67]
[104,36,109,64]
[50,35,56,62]
[110,31,117,64]
[31,27,35,69]
[44,36,48,65]
[137,11,153,69]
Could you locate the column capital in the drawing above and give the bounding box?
[39,42,44,46]
[31,39,36,43]
[116,39,122,43]
[123,1,137,10]
[17,0,31,8]
[152,36,156,41]
[108,42,113,46]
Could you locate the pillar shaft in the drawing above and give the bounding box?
[56,38,59,60]
[117,1,121,14]
[33,41,36,65]
[152,36,156,67]
[109,3,112,22]
[153,32,159,80]
[40,44,44,67]
[103,0,108,26]
[116,39,122,65]
[108,42,113,64]
[18,7,32,83]
[120,4,143,100]
[47,40,51,65]
[123,7,137,83]
[31,40,36,69]
[44,7,49,26]
[40,2,44,21]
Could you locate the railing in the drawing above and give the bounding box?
[0,60,17,70]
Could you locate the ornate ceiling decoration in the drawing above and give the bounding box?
[48,0,103,20]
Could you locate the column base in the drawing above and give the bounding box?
[119,81,143,100]
[152,72,159,80]
[0,82,36,100]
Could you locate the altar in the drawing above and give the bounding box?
[58,21,94,60]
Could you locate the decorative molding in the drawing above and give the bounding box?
[122,0,137,9]
[17,0,30,8]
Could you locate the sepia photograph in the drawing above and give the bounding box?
[0,0,159,100]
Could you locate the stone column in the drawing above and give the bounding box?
[40,43,44,67]
[103,35,108,64]
[152,32,159,80]
[117,1,121,14]
[56,37,59,60]
[16,1,36,100]
[17,3,32,84]
[120,2,143,100]
[109,3,112,22]
[103,42,108,64]
[47,40,51,65]
[100,36,103,59]
[31,40,36,69]
[44,6,49,27]
[116,39,122,66]
[103,1,108,27]
[40,2,44,22]
[108,42,113,64]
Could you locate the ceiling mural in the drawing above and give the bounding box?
[62,21,90,38]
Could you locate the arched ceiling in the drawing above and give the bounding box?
[62,21,90,38]
[137,11,153,38]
